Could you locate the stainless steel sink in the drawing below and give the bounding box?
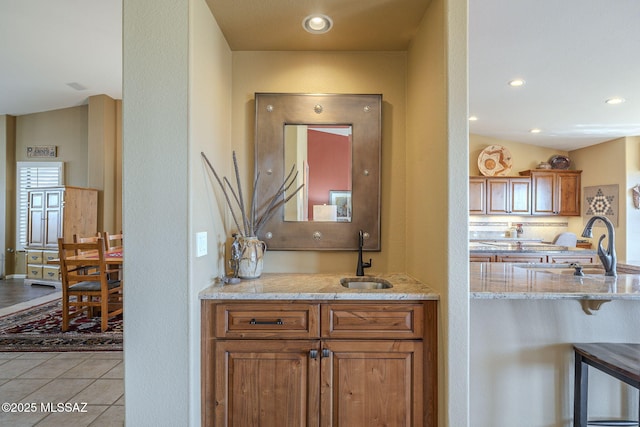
[340,277,393,289]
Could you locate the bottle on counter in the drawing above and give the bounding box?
[516,224,524,237]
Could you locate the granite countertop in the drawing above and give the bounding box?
[470,262,640,300]
[199,273,439,301]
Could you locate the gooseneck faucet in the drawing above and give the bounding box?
[356,230,372,276]
[581,215,617,277]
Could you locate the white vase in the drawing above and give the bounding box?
[237,236,266,279]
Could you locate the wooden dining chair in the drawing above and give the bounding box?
[103,231,123,280]
[104,231,123,251]
[57,237,123,332]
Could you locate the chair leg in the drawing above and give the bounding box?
[101,295,108,332]
[62,297,69,332]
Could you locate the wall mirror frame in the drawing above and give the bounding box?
[255,93,382,250]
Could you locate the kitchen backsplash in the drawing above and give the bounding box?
[469,219,569,242]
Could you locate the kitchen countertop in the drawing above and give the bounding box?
[470,262,640,301]
[199,273,439,301]
[469,241,596,254]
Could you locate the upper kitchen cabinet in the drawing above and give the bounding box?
[469,177,486,215]
[519,170,581,216]
[469,176,530,215]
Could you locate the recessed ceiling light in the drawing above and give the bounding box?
[529,128,541,134]
[508,79,525,87]
[605,97,625,105]
[468,116,478,121]
[302,14,333,34]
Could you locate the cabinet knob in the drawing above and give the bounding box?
[310,350,318,359]
[322,348,330,358]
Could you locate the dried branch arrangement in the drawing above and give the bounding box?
[201,151,304,237]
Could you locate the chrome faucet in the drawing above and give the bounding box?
[581,216,617,277]
[356,230,372,276]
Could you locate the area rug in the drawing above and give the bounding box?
[0,299,122,352]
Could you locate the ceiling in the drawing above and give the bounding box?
[2,0,639,151]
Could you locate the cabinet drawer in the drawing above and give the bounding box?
[42,251,59,263]
[548,255,596,264]
[27,250,43,264]
[322,303,424,339]
[496,254,547,263]
[42,266,60,280]
[214,303,320,338]
[470,255,495,262]
[27,265,43,279]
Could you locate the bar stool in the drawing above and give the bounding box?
[574,343,640,426]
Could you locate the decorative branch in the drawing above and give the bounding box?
[201,150,304,237]
[200,152,243,233]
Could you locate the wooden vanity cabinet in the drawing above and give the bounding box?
[202,300,437,427]
[519,170,581,216]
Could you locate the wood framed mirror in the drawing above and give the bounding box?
[255,93,381,250]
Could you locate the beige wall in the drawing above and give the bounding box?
[231,51,407,274]
[625,136,640,260]
[406,0,469,424]
[1,115,16,277]
[470,133,570,175]
[569,137,629,259]
[16,106,89,186]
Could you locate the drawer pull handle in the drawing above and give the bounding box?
[249,318,283,325]
[310,350,318,359]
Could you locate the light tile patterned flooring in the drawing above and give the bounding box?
[0,351,124,426]
[0,279,124,426]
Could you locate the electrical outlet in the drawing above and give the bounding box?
[196,232,207,257]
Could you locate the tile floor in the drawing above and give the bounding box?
[0,351,124,426]
[0,279,124,426]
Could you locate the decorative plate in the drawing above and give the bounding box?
[549,155,570,170]
[477,145,512,176]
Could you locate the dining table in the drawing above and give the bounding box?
[49,247,124,265]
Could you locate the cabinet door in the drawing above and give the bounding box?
[557,172,581,216]
[469,178,486,215]
[43,189,63,247]
[486,178,509,214]
[530,172,557,215]
[27,190,45,246]
[214,340,320,427]
[509,178,531,214]
[320,340,424,427]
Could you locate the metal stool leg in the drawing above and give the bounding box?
[575,352,589,427]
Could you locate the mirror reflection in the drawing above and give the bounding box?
[284,125,352,222]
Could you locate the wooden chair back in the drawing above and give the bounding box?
[57,237,123,332]
[73,232,102,255]
[104,231,123,250]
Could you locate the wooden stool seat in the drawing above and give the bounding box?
[574,343,640,426]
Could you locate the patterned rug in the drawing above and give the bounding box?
[0,299,122,352]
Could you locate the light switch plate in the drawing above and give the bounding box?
[196,231,207,257]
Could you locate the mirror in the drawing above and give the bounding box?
[255,93,381,250]
[283,124,352,222]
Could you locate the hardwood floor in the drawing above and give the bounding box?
[0,279,59,310]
